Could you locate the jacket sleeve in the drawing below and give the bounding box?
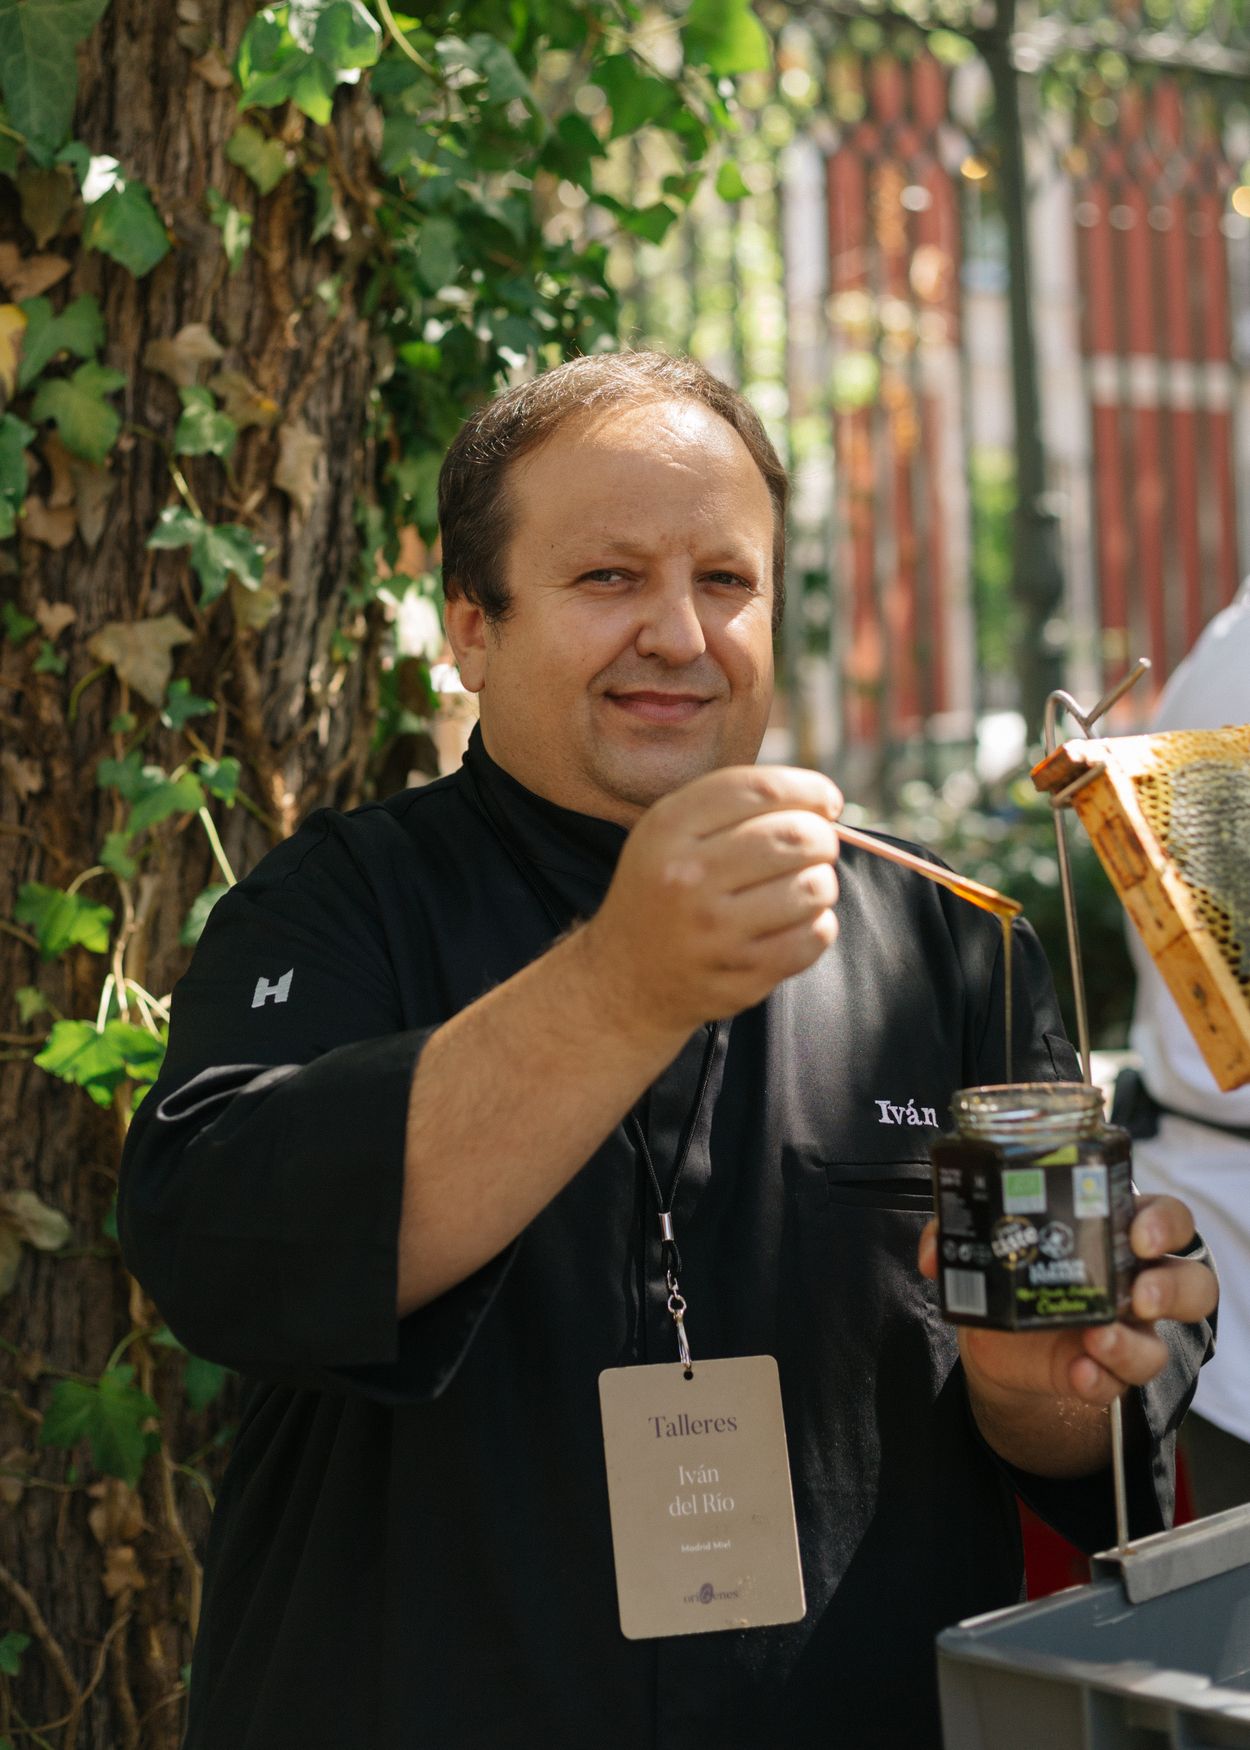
[118,807,516,1406]
[963,908,1217,1548]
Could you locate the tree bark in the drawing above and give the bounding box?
[1,5,382,1742]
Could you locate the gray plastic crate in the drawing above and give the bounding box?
[938,1504,1250,1748]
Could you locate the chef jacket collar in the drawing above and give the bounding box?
[462,723,628,887]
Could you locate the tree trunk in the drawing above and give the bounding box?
[2,4,381,1742]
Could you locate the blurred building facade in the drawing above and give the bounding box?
[612,0,1250,804]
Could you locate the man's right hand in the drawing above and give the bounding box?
[583,765,844,1037]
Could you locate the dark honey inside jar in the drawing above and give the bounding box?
[931,1083,1136,1331]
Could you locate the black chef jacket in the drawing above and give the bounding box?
[119,728,1212,1750]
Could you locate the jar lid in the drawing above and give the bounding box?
[951,1081,1104,1146]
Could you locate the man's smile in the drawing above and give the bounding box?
[603,690,715,725]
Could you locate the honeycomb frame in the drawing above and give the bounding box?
[1032,726,1250,1092]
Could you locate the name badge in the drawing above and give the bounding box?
[598,1354,806,1639]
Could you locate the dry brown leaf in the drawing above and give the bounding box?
[0,1447,29,1510]
[87,615,193,705]
[1,751,44,799]
[191,45,234,88]
[2,1189,71,1252]
[22,496,77,549]
[87,1478,148,1548]
[0,302,26,402]
[36,599,76,639]
[69,456,116,550]
[274,420,323,522]
[144,322,224,388]
[101,1544,147,1598]
[0,243,71,303]
[208,369,280,430]
[40,433,74,507]
[230,574,285,630]
[16,168,75,250]
[0,1228,22,1297]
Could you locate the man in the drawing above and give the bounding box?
[119,352,1215,1749]
[1120,577,1250,1516]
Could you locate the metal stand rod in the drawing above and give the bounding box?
[1042,658,1151,1553]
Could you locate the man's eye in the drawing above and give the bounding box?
[581,569,629,583]
[707,572,755,590]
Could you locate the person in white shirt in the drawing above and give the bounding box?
[1123,577,1250,1515]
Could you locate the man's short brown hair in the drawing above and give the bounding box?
[437,351,788,632]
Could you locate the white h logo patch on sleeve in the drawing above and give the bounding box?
[252,969,294,1009]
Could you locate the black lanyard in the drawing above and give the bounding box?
[460,759,722,1368]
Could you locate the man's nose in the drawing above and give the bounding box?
[634,576,707,666]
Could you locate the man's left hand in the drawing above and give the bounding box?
[918,1196,1217,1471]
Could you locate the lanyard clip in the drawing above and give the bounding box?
[666,1267,693,1378]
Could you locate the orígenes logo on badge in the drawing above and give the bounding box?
[686,1581,741,1606]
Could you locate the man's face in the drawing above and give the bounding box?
[446,398,777,825]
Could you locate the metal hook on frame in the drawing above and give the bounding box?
[1040,656,1151,1557]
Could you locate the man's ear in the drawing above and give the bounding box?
[443,593,488,693]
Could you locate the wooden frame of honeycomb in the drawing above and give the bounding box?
[1032,726,1250,1092]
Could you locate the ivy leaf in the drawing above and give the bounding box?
[180,881,229,946]
[161,676,217,730]
[0,0,110,154]
[33,637,67,673]
[206,189,252,273]
[681,0,770,77]
[197,756,239,803]
[235,5,377,126]
[305,165,345,244]
[82,174,171,278]
[1,601,36,642]
[87,614,193,705]
[30,362,126,463]
[463,32,534,110]
[225,123,290,197]
[594,194,678,244]
[15,985,48,1022]
[14,883,114,959]
[0,412,35,540]
[0,1632,29,1678]
[185,1354,231,1411]
[594,54,677,139]
[146,506,266,606]
[539,113,605,186]
[173,386,237,461]
[413,216,459,293]
[126,769,204,837]
[312,1,381,71]
[715,160,750,201]
[35,1019,166,1108]
[99,830,137,879]
[39,1364,160,1487]
[96,756,204,836]
[17,293,104,390]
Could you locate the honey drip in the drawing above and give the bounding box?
[834,822,1022,1082]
